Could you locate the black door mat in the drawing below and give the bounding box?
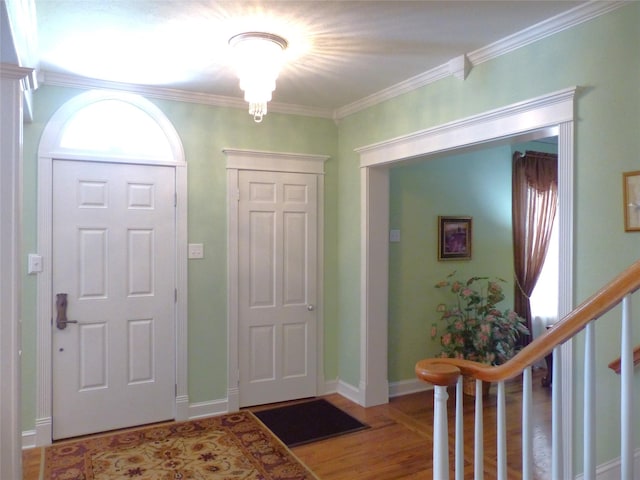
[253,398,369,447]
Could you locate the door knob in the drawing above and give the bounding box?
[56,293,78,330]
[307,304,315,311]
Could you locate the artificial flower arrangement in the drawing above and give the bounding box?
[431,272,530,365]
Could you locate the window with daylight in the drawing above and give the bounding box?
[59,99,172,159]
[529,215,559,339]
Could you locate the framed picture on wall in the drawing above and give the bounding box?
[438,216,472,260]
[623,170,640,232]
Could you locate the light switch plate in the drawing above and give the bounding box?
[389,229,401,242]
[28,254,43,274]
[188,243,204,259]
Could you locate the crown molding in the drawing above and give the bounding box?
[40,71,334,119]
[38,1,624,122]
[334,1,626,120]
[333,64,451,120]
[1,63,31,82]
[467,0,627,65]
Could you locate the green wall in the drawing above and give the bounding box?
[20,2,640,472]
[336,2,640,471]
[21,87,340,427]
[388,137,559,382]
[388,145,516,382]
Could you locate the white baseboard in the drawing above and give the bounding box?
[336,380,362,405]
[321,378,339,395]
[389,378,432,398]
[22,430,36,450]
[187,398,228,420]
[188,378,342,420]
[176,395,190,421]
[574,448,640,480]
[34,417,51,447]
[329,377,431,405]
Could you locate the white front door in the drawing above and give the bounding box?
[238,170,318,407]
[52,160,176,440]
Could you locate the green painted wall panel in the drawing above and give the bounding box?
[336,2,640,471]
[388,145,515,382]
[21,87,338,428]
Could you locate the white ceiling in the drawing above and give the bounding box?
[11,1,610,117]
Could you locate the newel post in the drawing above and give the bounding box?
[416,361,461,480]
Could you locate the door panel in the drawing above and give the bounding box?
[78,323,107,390]
[52,160,176,439]
[238,170,317,407]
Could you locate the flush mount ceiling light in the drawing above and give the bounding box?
[229,32,288,123]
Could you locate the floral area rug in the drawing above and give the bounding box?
[44,411,318,480]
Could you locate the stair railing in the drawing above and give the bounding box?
[608,344,640,374]
[416,260,640,480]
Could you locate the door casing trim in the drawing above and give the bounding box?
[224,148,328,411]
[35,90,188,446]
[356,87,576,478]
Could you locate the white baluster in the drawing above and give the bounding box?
[433,385,450,480]
[583,321,595,480]
[620,295,634,480]
[552,345,563,479]
[497,381,506,480]
[455,377,464,480]
[474,379,484,480]
[522,367,533,480]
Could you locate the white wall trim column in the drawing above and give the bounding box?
[359,166,390,406]
[355,87,576,478]
[0,62,33,480]
[557,119,574,478]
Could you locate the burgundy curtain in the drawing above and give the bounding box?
[512,151,558,345]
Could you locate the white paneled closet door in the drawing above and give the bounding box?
[238,170,318,407]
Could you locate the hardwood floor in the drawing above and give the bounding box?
[22,369,551,480]
[21,448,42,480]
[292,370,552,480]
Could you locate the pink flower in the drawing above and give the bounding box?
[461,288,474,298]
[430,324,438,338]
[451,281,462,292]
[475,333,489,348]
[441,333,452,346]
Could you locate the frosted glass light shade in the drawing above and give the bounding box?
[229,32,288,123]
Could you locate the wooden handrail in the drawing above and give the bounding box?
[608,345,640,374]
[416,259,640,386]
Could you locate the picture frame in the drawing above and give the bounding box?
[438,216,472,261]
[623,170,640,232]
